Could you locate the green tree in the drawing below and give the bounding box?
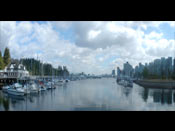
[58,66,63,76]
[3,47,11,67]
[0,51,4,70]
[142,67,149,79]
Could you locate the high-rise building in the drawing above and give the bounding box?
[123,62,133,77]
[138,63,144,74]
[117,67,121,77]
[154,59,161,76]
[173,58,175,73]
[112,69,115,76]
[165,57,172,77]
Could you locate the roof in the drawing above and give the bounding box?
[6,60,26,71]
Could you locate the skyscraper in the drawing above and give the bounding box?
[112,69,115,76]
[123,62,133,77]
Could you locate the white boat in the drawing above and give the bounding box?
[2,85,11,93]
[46,82,52,90]
[118,80,125,86]
[46,82,56,89]
[57,80,64,86]
[39,84,47,91]
[29,83,39,93]
[7,83,25,96]
[23,85,31,94]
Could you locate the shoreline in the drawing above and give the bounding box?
[134,79,175,89]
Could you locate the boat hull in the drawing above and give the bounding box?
[7,89,25,96]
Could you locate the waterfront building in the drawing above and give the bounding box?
[165,57,172,78]
[123,62,133,77]
[173,58,175,73]
[0,60,29,78]
[160,57,166,77]
[138,63,144,74]
[154,59,161,76]
[112,69,115,77]
[117,67,121,77]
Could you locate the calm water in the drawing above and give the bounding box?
[1,78,175,111]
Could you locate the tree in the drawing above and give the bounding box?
[58,66,63,76]
[142,67,149,79]
[63,66,69,78]
[3,47,11,67]
[0,51,4,70]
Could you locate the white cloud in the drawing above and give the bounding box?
[0,21,175,75]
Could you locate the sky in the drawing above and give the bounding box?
[0,21,175,75]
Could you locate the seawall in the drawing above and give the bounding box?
[134,80,175,89]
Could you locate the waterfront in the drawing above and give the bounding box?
[1,78,175,111]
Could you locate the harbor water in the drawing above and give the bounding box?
[1,78,175,111]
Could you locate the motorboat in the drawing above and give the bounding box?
[40,85,47,91]
[57,80,64,86]
[46,82,54,89]
[118,80,125,86]
[2,85,11,93]
[28,83,39,93]
[38,81,47,91]
[65,79,70,83]
[23,84,31,94]
[126,80,133,87]
[7,83,25,96]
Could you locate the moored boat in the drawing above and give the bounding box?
[7,83,25,96]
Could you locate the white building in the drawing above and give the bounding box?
[0,61,29,78]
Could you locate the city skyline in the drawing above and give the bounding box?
[0,21,175,75]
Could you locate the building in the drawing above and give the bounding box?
[123,62,133,77]
[0,60,29,78]
[154,59,161,76]
[165,57,172,77]
[117,67,121,77]
[173,58,175,73]
[112,69,115,77]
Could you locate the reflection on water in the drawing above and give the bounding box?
[142,88,149,102]
[153,90,174,105]
[1,78,175,111]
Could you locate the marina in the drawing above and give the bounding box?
[1,21,175,111]
[1,78,175,111]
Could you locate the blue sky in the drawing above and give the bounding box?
[0,21,175,74]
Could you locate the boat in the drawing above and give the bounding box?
[65,79,70,83]
[118,79,133,88]
[57,80,64,86]
[118,80,125,86]
[28,82,39,93]
[7,83,25,96]
[38,81,47,91]
[46,82,53,90]
[40,85,47,91]
[127,80,133,87]
[23,84,31,94]
[2,85,11,93]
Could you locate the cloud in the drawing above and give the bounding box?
[0,21,175,75]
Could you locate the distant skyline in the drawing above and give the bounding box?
[0,21,175,75]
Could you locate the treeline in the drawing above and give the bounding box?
[0,47,69,78]
[21,58,69,77]
[0,47,11,70]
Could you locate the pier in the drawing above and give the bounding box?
[0,77,29,89]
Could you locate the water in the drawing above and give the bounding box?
[1,78,175,111]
